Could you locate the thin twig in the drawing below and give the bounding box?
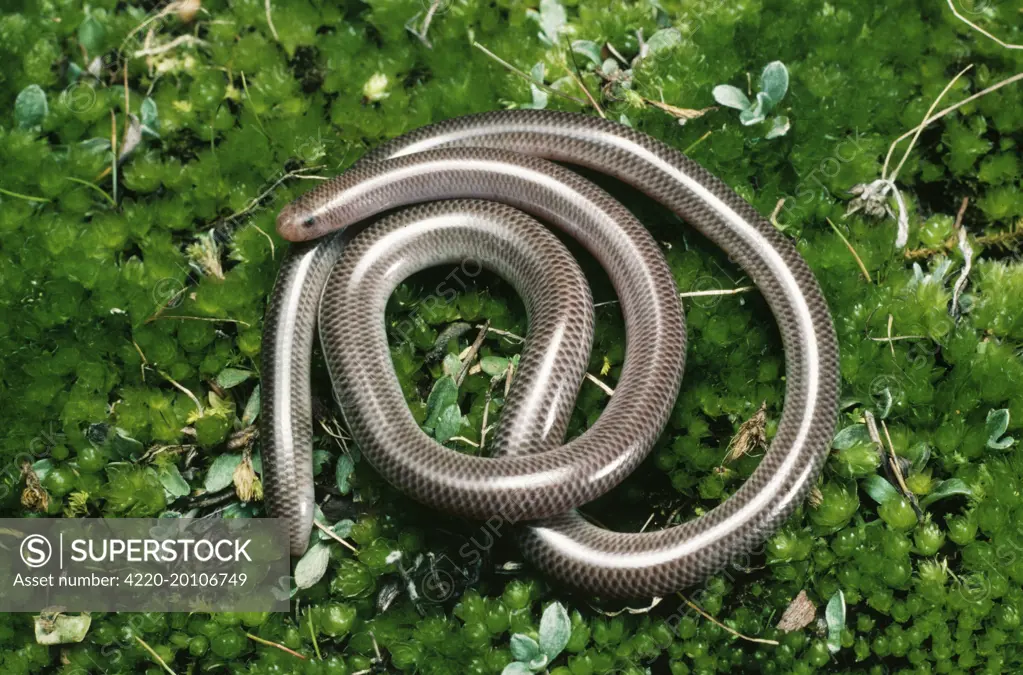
[307,610,322,661]
[133,34,207,57]
[885,65,973,182]
[147,315,252,327]
[884,68,1023,179]
[217,166,325,226]
[638,512,656,533]
[455,321,490,387]
[641,96,715,123]
[119,4,175,57]
[683,130,713,155]
[313,518,359,553]
[247,633,307,660]
[881,418,924,519]
[157,370,203,416]
[479,387,494,453]
[827,218,872,282]
[240,71,268,137]
[136,636,177,675]
[677,593,780,646]
[123,61,130,125]
[0,187,49,203]
[482,325,525,343]
[680,285,755,299]
[132,339,148,382]
[867,335,928,344]
[410,0,444,48]
[864,411,923,519]
[770,199,786,230]
[65,177,115,206]
[110,110,118,204]
[472,42,589,106]
[585,373,615,397]
[946,0,1023,50]
[594,286,755,309]
[564,62,605,117]
[953,195,970,232]
[251,224,276,260]
[265,0,280,41]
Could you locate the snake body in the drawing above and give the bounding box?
[261,110,839,597]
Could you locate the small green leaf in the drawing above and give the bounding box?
[825,590,845,654]
[527,84,549,111]
[204,454,242,492]
[765,115,791,140]
[432,404,464,444]
[832,424,870,450]
[510,634,542,663]
[78,15,106,55]
[920,478,973,509]
[294,541,331,589]
[109,428,144,458]
[501,662,535,675]
[424,377,459,431]
[312,450,332,476]
[79,138,112,154]
[521,63,549,110]
[712,84,750,111]
[158,464,191,499]
[216,368,252,389]
[318,518,354,542]
[759,61,789,106]
[481,356,510,377]
[242,385,260,426]
[332,519,354,538]
[140,97,160,138]
[31,459,53,483]
[571,40,603,67]
[538,601,571,660]
[986,409,1014,449]
[335,454,355,495]
[862,475,900,506]
[15,85,48,129]
[442,353,463,379]
[873,386,893,419]
[251,451,262,475]
[645,27,682,56]
[739,92,771,125]
[527,0,567,44]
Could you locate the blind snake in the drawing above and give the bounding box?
[261,110,839,597]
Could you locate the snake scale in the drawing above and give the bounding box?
[261,110,839,597]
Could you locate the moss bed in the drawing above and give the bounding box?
[3,0,1023,673]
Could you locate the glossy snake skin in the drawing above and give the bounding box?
[261,110,839,597]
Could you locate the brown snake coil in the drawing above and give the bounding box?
[261,111,839,597]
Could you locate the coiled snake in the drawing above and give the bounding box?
[261,111,839,597]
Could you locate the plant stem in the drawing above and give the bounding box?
[827,218,872,282]
[0,187,49,203]
[65,177,116,206]
[135,636,177,675]
[246,632,307,660]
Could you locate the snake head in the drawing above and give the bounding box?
[276,201,323,242]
